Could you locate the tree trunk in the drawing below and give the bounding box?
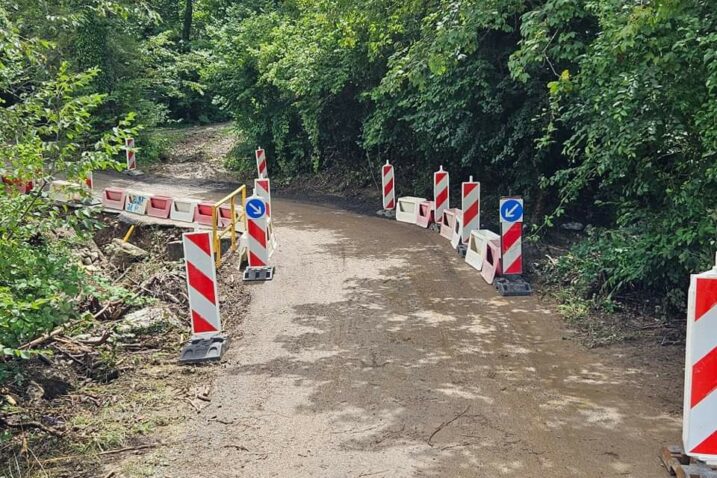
[181,0,193,51]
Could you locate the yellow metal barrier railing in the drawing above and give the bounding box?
[212,185,248,268]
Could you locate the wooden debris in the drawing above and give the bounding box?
[660,446,717,478]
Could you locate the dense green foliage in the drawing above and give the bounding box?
[209,0,716,312]
[1,0,716,357]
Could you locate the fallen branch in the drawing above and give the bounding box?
[97,443,159,456]
[0,417,64,437]
[427,406,471,447]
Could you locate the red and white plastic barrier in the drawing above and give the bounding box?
[433,166,449,223]
[126,138,137,171]
[382,161,395,210]
[183,231,222,335]
[147,196,173,219]
[481,240,502,285]
[451,211,463,249]
[461,177,479,244]
[2,177,34,195]
[102,188,127,210]
[246,196,270,268]
[256,147,268,179]
[254,178,272,218]
[415,200,434,229]
[465,230,500,272]
[683,256,717,463]
[195,202,217,226]
[440,208,459,240]
[85,172,94,190]
[500,197,523,276]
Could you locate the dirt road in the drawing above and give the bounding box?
[127,197,679,477]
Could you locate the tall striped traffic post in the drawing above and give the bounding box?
[254,178,272,218]
[85,172,94,190]
[433,166,449,225]
[461,177,480,244]
[126,138,136,171]
[179,231,228,363]
[256,147,268,179]
[683,254,717,462]
[382,161,395,211]
[243,195,274,281]
[495,197,532,296]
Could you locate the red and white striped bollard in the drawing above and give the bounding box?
[254,178,271,218]
[434,166,449,224]
[244,196,274,281]
[256,147,268,179]
[126,138,136,171]
[382,161,395,210]
[461,176,479,244]
[499,197,523,276]
[683,254,717,462]
[183,231,222,335]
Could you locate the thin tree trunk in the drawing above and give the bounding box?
[181,0,193,51]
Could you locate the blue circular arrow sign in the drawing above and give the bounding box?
[246,197,266,219]
[500,199,523,223]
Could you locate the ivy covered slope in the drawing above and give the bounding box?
[209,0,717,313]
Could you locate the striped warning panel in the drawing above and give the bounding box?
[684,266,717,462]
[256,148,268,179]
[183,232,222,335]
[126,138,136,171]
[434,166,449,223]
[461,177,480,244]
[255,178,272,217]
[382,161,395,210]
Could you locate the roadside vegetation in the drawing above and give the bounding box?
[212,0,717,321]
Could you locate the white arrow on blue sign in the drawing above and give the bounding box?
[500,198,524,223]
[246,197,267,219]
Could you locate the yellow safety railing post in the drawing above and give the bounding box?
[208,185,247,269]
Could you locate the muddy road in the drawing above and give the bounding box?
[130,198,681,477]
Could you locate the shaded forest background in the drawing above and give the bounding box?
[1,0,716,357]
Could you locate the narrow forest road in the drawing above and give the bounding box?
[143,199,679,477]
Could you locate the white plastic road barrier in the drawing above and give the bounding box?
[462,177,480,243]
[683,255,717,462]
[254,178,272,217]
[244,195,274,281]
[481,240,502,285]
[170,198,199,223]
[124,191,150,215]
[500,197,524,275]
[256,147,268,179]
[433,166,449,223]
[440,208,459,240]
[49,180,81,203]
[465,229,501,272]
[102,188,127,210]
[126,138,136,171]
[147,196,173,219]
[183,231,222,334]
[396,196,424,224]
[415,200,434,229]
[382,161,395,210]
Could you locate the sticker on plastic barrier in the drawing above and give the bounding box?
[125,192,150,215]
